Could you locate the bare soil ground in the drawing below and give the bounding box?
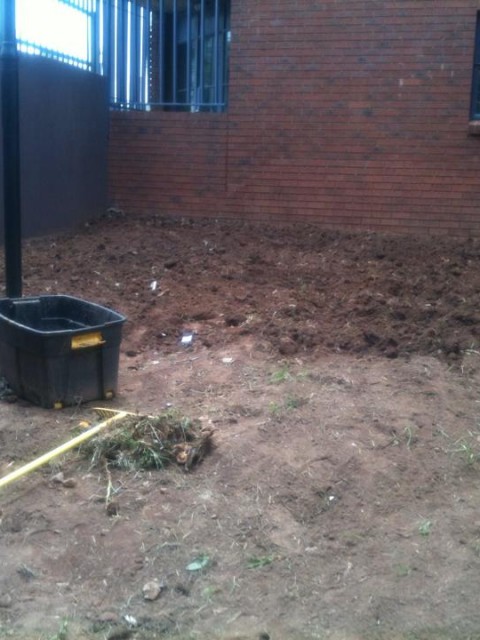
[1,214,480,640]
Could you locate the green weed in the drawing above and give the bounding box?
[269,401,282,416]
[269,395,306,416]
[246,555,274,569]
[48,619,68,640]
[450,438,480,466]
[202,585,221,601]
[393,563,412,577]
[284,395,304,410]
[403,426,414,448]
[418,519,433,537]
[269,366,292,384]
[470,538,480,557]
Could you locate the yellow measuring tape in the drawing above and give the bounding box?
[0,410,129,491]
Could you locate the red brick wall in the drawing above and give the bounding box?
[108,0,480,235]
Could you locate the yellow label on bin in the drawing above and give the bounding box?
[71,331,105,350]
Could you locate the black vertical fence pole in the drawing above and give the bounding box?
[1,0,22,298]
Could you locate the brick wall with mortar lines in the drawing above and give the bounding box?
[108,0,480,235]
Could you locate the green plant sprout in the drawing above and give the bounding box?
[246,555,274,569]
[418,519,433,537]
[269,366,292,384]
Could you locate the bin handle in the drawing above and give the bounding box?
[71,331,105,350]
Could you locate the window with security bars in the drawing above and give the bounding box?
[158,0,231,112]
[471,11,480,119]
[15,0,96,71]
[105,0,230,111]
[13,0,231,112]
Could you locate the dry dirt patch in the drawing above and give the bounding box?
[0,217,479,639]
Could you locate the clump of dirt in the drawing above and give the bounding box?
[16,214,480,366]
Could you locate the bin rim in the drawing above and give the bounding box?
[0,293,126,335]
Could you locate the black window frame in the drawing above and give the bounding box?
[106,0,231,112]
[470,11,480,120]
[160,0,231,113]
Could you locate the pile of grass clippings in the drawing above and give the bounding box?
[81,410,213,471]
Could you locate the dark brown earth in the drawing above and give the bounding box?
[20,213,480,364]
[0,214,480,639]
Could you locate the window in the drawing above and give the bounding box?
[106,0,231,111]
[471,11,480,119]
[15,0,95,71]
[13,0,231,112]
[159,0,231,112]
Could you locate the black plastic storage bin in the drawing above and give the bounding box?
[0,295,126,408]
